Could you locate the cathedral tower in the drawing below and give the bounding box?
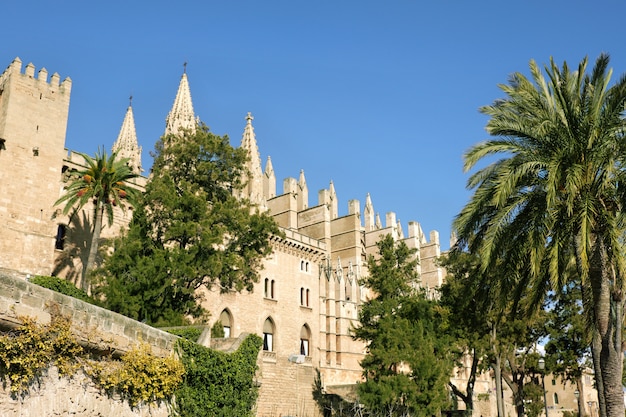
[0,57,72,275]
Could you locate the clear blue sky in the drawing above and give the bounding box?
[4,1,626,250]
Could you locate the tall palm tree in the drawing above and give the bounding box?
[454,54,626,417]
[56,147,140,292]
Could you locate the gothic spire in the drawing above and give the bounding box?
[297,169,308,210]
[165,66,197,136]
[239,112,264,204]
[264,156,276,199]
[364,193,375,231]
[112,99,142,174]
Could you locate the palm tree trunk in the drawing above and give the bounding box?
[576,376,587,417]
[82,201,104,293]
[589,239,624,417]
[492,324,505,417]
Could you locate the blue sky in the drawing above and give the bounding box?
[4,1,626,250]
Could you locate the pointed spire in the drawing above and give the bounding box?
[113,98,142,174]
[165,65,197,136]
[264,156,276,199]
[239,112,264,204]
[297,169,308,210]
[329,181,338,219]
[364,193,375,231]
[397,220,404,239]
[375,213,382,229]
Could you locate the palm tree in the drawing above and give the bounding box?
[55,147,140,292]
[454,54,626,417]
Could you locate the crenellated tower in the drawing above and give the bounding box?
[0,57,72,276]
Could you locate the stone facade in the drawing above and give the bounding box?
[4,56,594,417]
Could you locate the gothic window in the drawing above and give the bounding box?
[271,279,275,298]
[55,224,66,250]
[219,309,232,338]
[300,287,304,305]
[306,289,310,306]
[263,318,275,351]
[300,324,311,356]
[264,278,269,298]
[553,393,559,405]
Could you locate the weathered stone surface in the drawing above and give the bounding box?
[0,367,170,417]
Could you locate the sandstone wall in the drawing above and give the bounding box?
[0,271,178,416]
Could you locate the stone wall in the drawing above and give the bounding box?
[0,271,178,416]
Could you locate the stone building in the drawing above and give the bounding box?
[9,56,593,417]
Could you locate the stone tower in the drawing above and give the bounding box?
[0,57,72,276]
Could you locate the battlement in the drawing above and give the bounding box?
[0,57,72,90]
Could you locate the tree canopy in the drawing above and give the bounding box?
[95,125,280,326]
[353,235,452,417]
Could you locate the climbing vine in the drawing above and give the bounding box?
[0,310,183,408]
[174,334,262,417]
[0,307,262,415]
[0,313,82,394]
[87,343,184,407]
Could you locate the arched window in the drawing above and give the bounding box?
[300,287,304,305]
[263,318,275,351]
[553,392,559,405]
[271,279,275,298]
[220,309,232,338]
[300,324,311,356]
[264,278,269,297]
[306,289,310,306]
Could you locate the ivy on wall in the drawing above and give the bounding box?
[0,289,263,416]
[174,334,262,417]
[0,309,183,407]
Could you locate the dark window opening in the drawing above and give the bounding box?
[55,224,66,250]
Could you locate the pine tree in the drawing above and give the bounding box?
[353,234,452,417]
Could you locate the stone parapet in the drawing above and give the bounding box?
[0,272,178,357]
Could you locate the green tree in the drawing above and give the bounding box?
[545,281,590,417]
[439,250,494,416]
[352,235,452,417]
[454,54,626,417]
[55,148,139,292]
[96,125,280,326]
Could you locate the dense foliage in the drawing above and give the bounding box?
[174,334,262,417]
[95,125,280,326]
[30,275,102,306]
[353,235,452,417]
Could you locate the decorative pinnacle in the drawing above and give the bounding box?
[183,61,187,74]
[246,112,254,123]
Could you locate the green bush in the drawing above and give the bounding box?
[174,334,262,417]
[165,327,203,342]
[30,275,102,306]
